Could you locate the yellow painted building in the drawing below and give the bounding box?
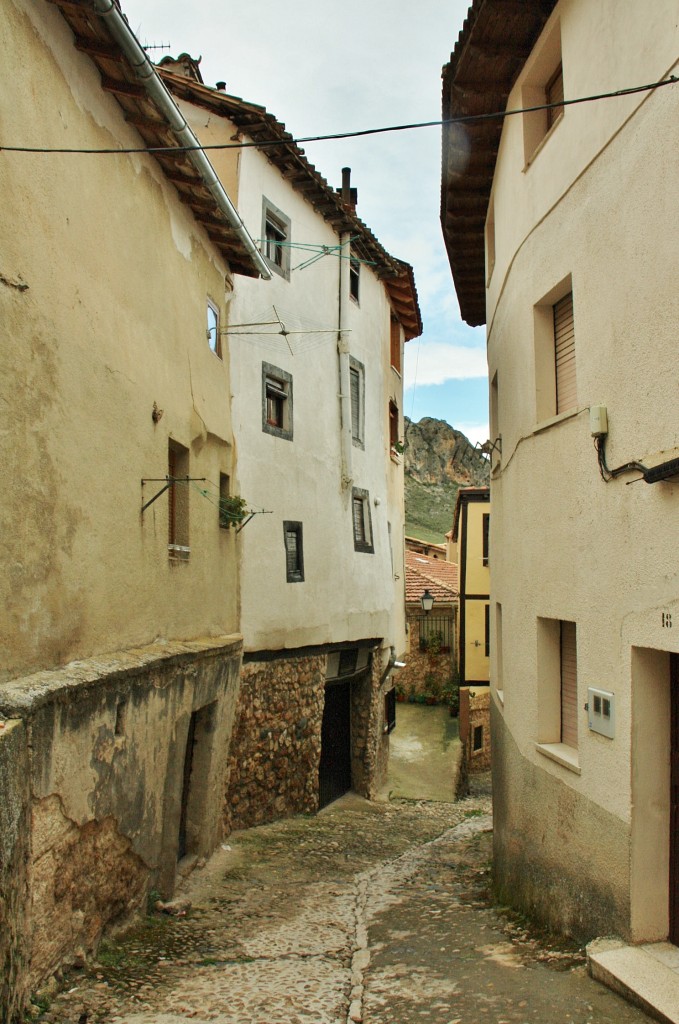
[449,488,491,687]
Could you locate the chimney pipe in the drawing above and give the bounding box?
[216,81,226,91]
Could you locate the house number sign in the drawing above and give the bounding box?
[662,611,673,628]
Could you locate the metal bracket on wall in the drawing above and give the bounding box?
[140,477,206,514]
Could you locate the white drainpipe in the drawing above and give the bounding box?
[338,227,353,491]
[93,0,271,281]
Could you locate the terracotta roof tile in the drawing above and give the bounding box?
[405,550,459,603]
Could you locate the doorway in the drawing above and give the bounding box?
[319,681,352,809]
[177,702,216,862]
[670,654,679,943]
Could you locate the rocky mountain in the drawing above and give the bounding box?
[404,417,490,543]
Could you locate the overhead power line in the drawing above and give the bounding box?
[0,75,676,156]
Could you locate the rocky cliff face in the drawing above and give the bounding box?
[404,417,489,543]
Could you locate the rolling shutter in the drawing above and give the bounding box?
[560,620,578,748]
[546,63,564,129]
[554,292,576,413]
[350,367,360,440]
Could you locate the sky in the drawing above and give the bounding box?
[124,0,489,446]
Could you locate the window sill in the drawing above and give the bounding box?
[533,406,581,436]
[390,365,402,379]
[168,544,190,563]
[495,688,504,707]
[535,742,581,775]
[390,451,402,464]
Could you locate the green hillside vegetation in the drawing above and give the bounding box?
[405,477,459,544]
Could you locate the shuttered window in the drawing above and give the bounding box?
[546,63,564,130]
[353,497,366,543]
[351,488,374,553]
[389,400,399,449]
[350,367,360,441]
[554,292,576,413]
[390,318,401,373]
[283,521,304,582]
[560,620,578,748]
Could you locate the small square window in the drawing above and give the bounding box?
[261,198,291,280]
[482,513,490,567]
[283,521,304,582]
[389,400,399,452]
[262,361,293,440]
[521,21,563,164]
[207,300,220,356]
[473,725,483,751]
[349,256,360,303]
[352,487,374,554]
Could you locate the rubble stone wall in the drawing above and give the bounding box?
[0,636,242,997]
[400,606,456,698]
[351,651,389,799]
[0,720,30,1024]
[225,655,326,831]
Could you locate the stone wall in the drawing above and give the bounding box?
[400,607,456,699]
[459,687,491,772]
[225,655,326,831]
[351,650,390,800]
[0,636,242,1002]
[0,720,30,1024]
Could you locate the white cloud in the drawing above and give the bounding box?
[455,422,491,448]
[405,340,488,387]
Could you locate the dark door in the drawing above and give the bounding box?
[319,681,352,809]
[670,654,679,944]
[177,711,197,861]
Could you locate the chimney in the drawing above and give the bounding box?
[216,81,226,92]
[339,167,358,210]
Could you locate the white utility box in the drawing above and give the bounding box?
[587,687,615,738]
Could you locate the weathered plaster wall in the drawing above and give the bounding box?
[487,0,679,941]
[492,701,629,941]
[1,0,241,684]
[0,637,242,989]
[0,721,30,1023]
[224,654,326,831]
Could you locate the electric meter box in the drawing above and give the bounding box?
[587,687,615,738]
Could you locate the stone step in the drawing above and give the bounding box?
[587,937,679,1024]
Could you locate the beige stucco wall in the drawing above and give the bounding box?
[1,0,243,683]
[487,0,679,941]
[178,97,407,657]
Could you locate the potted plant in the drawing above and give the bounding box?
[219,494,248,528]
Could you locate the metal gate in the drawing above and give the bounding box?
[319,680,352,809]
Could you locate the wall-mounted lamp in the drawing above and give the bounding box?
[420,589,435,614]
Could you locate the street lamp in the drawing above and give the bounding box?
[420,589,435,614]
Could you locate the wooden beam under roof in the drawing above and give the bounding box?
[100,76,146,99]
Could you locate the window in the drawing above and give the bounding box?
[482,513,490,566]
[207,300,220,356]
[484,603,490,658]
[351,487,374,554]
[349,357,365,448]
[560,620,578,748]
[473,725,484,751]
[283,521,304,582]
[390,317,402,374]
[545,63,564,130]
[489,370,499,456]
[485,196,495,285]
[384,688,396,734]
[389,400,400,453]
[168,439,190,560]
[521,21,563,164]
[261,198,291,279]
[262,362,293,440]
[537,617,579,761]
[495,603,504,698]
[553,291,576,414]
[534,277,575,423]
[349,256,360,303]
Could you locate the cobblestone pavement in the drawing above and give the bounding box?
[34,791,652,1024]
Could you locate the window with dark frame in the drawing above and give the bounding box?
[262,362,293,440]
[261,198,291,279]
[351,487,374,554]
[390,317,401,373]
[484,603,490,658]
[482,513,490,566]
[473,724,484,751]
[283,521,304,582]
[389,400,399,451]
[349,256,360,303]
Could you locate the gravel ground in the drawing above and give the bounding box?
[29,786,652,1024]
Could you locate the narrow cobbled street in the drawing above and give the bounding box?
[37,784,652,1024]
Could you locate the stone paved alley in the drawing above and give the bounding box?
[32,787,653,1024]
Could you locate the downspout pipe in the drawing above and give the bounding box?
[93,0,271,281]
[337,168,354,491]
[338,228,353,491]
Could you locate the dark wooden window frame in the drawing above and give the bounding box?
[262,361,293,441]
[283,520,304,582]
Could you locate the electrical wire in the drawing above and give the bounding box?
[1,76,676,155]
[594,436,647,483]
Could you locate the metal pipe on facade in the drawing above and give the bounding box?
[92,0,271,280]
[338,226,353,492]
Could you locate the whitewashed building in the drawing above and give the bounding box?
[442,0,679,947]
[160,57,422,820]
